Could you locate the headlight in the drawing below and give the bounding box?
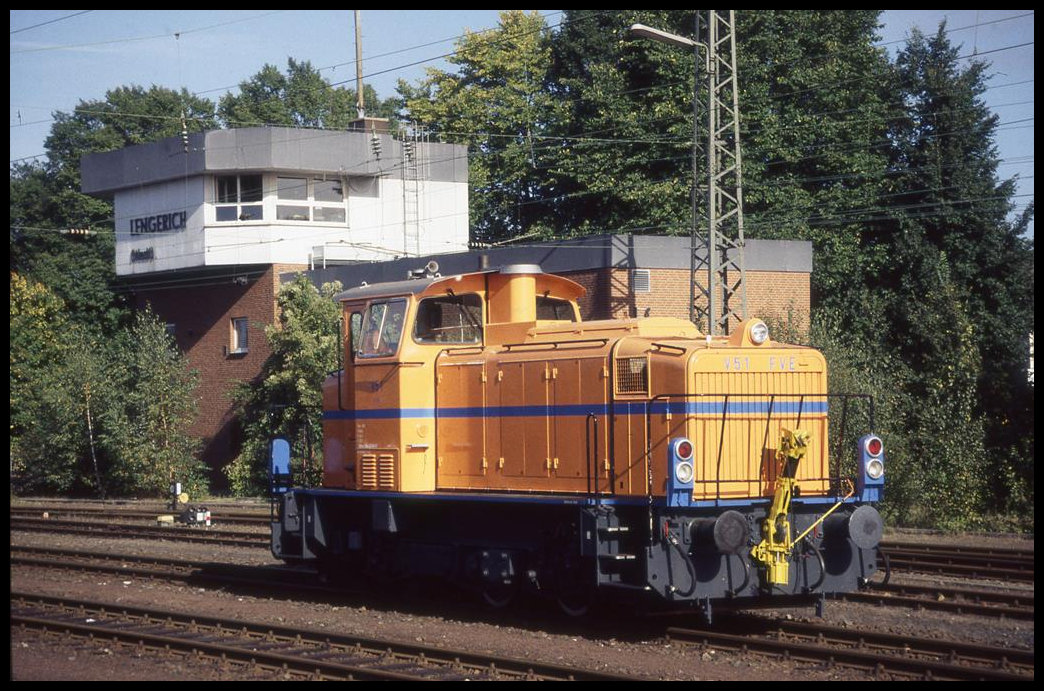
[750,320,769,345]
[675,460,694,484]
[865,457,884,480]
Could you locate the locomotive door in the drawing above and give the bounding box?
[350,298,408,491]
[494,360,551,486]
[434,360,487,488]
[551,356,610,493]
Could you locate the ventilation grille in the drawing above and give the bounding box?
[631,269,651,294]
[359,453,397,490]
[616,357,649,394]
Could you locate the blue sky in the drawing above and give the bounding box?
[9,10,1033,235]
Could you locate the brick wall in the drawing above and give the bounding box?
[565,267,810,333]
[561,269,604,321]
[744,270,811,335]
[133,264,305,488]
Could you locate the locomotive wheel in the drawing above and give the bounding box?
[554,555,595,617]
[550,521,595,617]
[556,588,593,617]
[480,581,518,609]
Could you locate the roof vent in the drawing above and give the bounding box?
[498,263,543,275]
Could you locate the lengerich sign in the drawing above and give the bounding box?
[129,211,187,235]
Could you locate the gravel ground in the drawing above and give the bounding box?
[9,505,1034,681]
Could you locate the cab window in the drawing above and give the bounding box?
[358,299,407,357]
[413,294,483,344]
[537,296,577,322]
[348,311,363,354]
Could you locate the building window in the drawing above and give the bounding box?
[276,176,347,224]
[230,317,249,355]
[215,175,264,222]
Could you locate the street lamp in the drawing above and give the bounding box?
[627,21,708,331]
[628,23,698,50]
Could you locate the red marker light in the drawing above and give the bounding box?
[676,440,693,460]
[865,436,883,456]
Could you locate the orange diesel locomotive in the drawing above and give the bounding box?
[270,264,884,618]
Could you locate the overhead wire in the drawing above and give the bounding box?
[9,10,94,35]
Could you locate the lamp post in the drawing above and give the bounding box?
[628,20,707,331]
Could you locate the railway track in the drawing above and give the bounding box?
[10,505,270,527]
[9,545,308,589]
[12,546,1032,681]
[12,592,639,681]
[879,542,1034,582]
[10,517,268,548]
[844,582,1034,621]
[17,539,1033,626]
[667,619,1033,681]
[13,509,1034,586]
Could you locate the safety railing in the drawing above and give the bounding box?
[640,392,876,503]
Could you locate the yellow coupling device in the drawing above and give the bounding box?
[750,428,809,587]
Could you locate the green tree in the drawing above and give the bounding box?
[10,273,81,493]
[548,10,699,238]
[11,274,203,498]
[103,311,205,497]
[881,25,1035,523]
[400,10,562,245]
[735,10,894,318]
[225,276,343,495]
[218,58,396,129]
[10,161,126,333]
[12,85,217,334]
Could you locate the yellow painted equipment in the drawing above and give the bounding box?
[750,428,808,586]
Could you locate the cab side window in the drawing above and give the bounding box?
[348,311,363,355]
[413,294,483,344]
[537,296,577,322]
[358,299,407,357]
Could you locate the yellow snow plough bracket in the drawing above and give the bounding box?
[751,428,809,587]
[751,429,856,589]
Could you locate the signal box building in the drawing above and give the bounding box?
[83,126,813,490]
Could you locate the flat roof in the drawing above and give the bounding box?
[81,126,468,195]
